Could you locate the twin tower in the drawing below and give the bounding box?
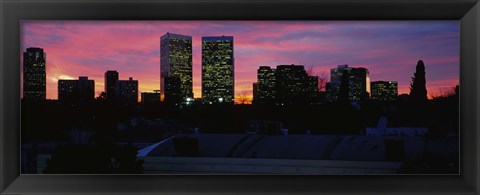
[160,33,234,105]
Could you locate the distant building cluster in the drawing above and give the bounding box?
[324,65,398,103]
[325,65,371,102]
[58,76,95,104]
[252,65,319,105]
[57,71,138,106]
[22,33,235,106]
[252,64,398,105]
[23,36,401,105]
[105,70,140,105]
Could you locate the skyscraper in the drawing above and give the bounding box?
[23,47,46,100]
[58,76,95,104]
[202,36,234,104]
[160,33,193,104]
[325,65,370,102]
[116,77,139,105]
[104,70,119,101]
[350,67,370,101]
[326,65,350,102]
[371,81,398,102]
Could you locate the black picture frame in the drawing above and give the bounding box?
[1,0,479,194]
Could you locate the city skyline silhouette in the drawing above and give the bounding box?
[21,21,459,102]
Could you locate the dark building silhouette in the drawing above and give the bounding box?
[23,47,46,100]
[337,71,351,104]
[58,76,95,104]
[307,76,320,102]
[164,76,181,104]
[276,65,318,105]
[253,64,318,105]
[202,36,234,104]
[252,82,259,104]
[104,70,119,101]
[325,82,338,102]
[116,77,138,105]
[160,33,193,104]
[326,65,370,102]
[141,90,161,104]
[326,65,351,102]
[397,93,410,103]
[409,60,427,103]
[371,81,398,102]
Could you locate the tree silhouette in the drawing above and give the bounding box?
[235,90,251,104]
[316,72,329,92]
[409,60,427,103]
[96,92,107,101]
[430,86,456,99]
[306,65,329,92]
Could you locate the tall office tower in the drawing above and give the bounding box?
[325,65,370,102]
[201,36,234,104]
[371,81,398,102]
[160,32,193,104]
[104,70,119,101]
[326,65,349,102]
[58,76,95,104]
[23,47,46,100]
[116,77,139,105]
[256,66,277,104]
[350,67,370,101]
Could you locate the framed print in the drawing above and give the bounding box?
[1,0,479,194]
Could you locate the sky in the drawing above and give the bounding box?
[21,21,459,101]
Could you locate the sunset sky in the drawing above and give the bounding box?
[21,21,459,101]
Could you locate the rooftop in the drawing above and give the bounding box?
[202,36,234,41]
[138,134,387,161]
